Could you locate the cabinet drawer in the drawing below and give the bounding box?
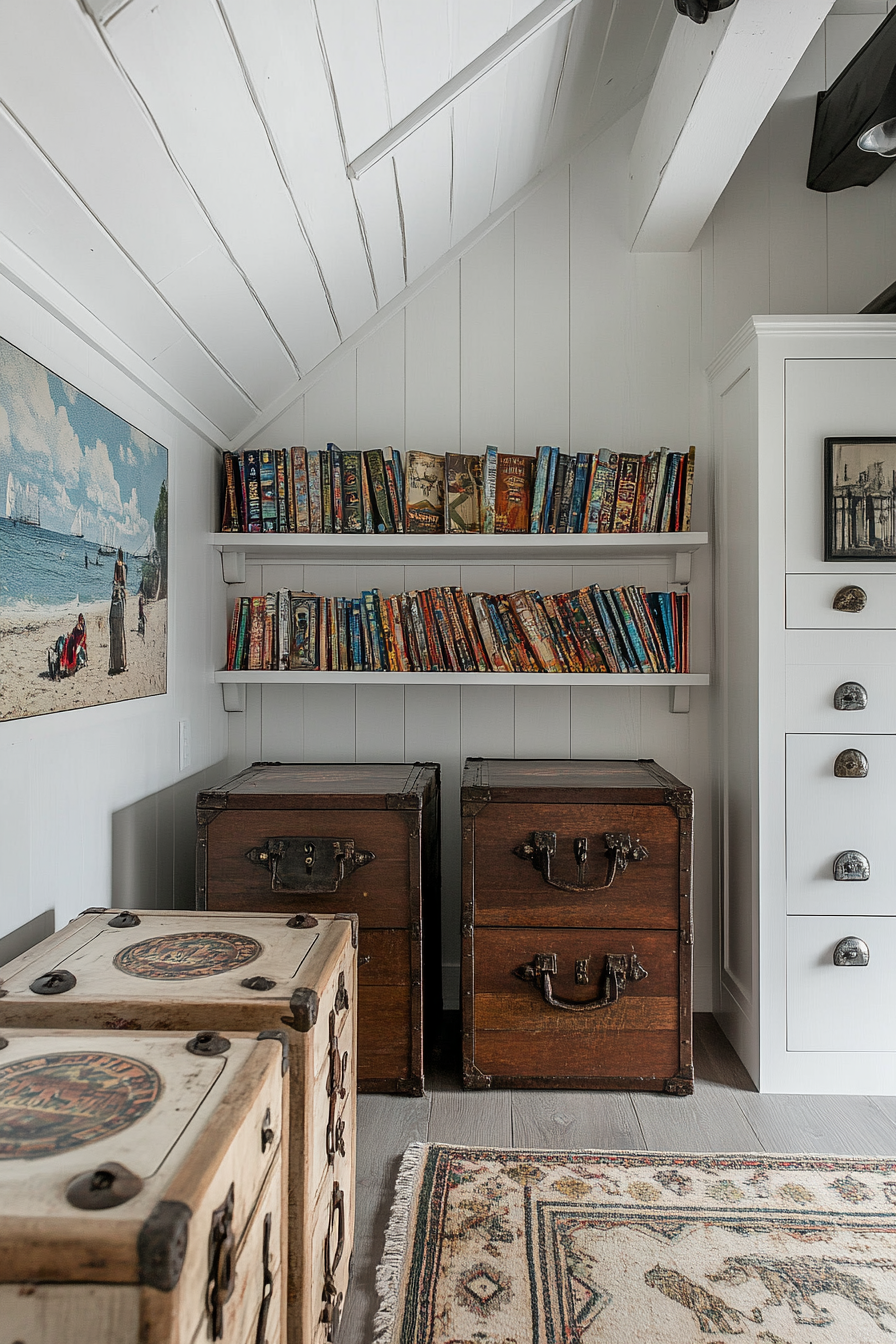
[786,573,896,629]
[786,734,896,915]
[785,646,896,733]
[787,916,896,1052]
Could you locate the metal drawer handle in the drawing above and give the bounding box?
[513,831,648,893]
[245,836,374,894]
[326,1095,346,1166]
[833,937,870,967]
[254,1212,274,1344]
[834,850,870,881]
[515,951,647,1013]
[834,681,867,711]
[834,749,868,778]
[833,585,867,612]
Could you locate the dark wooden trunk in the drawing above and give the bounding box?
[197,761,441,1095]
[461,758,693,1093]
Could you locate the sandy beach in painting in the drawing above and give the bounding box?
[0,597,167,721]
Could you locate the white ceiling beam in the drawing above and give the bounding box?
[630,0,837,253]
[347,0,585,179]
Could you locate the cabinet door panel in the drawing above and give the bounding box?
[786,734,896,915]
[787,915,896,1052]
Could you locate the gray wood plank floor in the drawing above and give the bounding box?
[338,1013,896,1344]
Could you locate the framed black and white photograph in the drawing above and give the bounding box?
[824,436,896,560]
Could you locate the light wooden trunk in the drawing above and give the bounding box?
[0,1029,286,1344]
[0,910,356,1344]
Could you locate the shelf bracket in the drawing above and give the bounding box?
[673,550,692,586]
[222,683,246,713]
[221,550,246,584]
[669,685,690,714]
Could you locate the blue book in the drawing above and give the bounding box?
[568,453,591,533]
[609,588,651,672]
[592,588,636,671]
[349,599,364,669]
[529,446,552,534]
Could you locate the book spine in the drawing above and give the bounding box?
[487,596,519,670]
[321,452,333,532]
[384,459,404,533]
[529,446,551,534]
[328,444,343,533]
[420,590,447,670]
[259,450,277,532]
[247,595,266,669]
[573,590,617,672]
[590,588,633,671]
[262,593,276,668]
[291,448,309,533]
[360,452,375,532]
[390,450,405,529]
[469,594,502,671]
[305,451,321,532]
[682,445,696,531]
[509,592,558,671]
[236,454,247,531]
[497,597,538,672]
[548,454,568,533]
[367,450,395,532]
[235,597,250,669]
[244,450,262,532]
[341,452,364,534]
[226,596,241,669]
[538,593,577,672]
[274,450,287,532]
[482,447,498,534]
[623,586,662,672]
[377,594,399,671]
[432,601,462,672]
[388,595,410,670]
[441,588,475,672]
[277,589,290,670]
[659,453,678,532]
[567,454,591,533]
[222,453,240,532]
[610,455,640,533]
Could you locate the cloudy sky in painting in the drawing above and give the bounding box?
[0,336,167,549]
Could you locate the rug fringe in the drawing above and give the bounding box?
[372,1140,430,1344]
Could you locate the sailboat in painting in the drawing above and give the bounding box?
[70,505,84,538]
[5,472,40,526]
[98,519,117,555]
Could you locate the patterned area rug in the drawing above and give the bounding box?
[374,1143,896,1344]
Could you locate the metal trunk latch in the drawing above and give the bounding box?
[833,937,870,967]
[515,950,648,1013]
[207,1183,236,1340]
[245,837,375,894]
[514,831,648,894]
[320,1183,345,1342]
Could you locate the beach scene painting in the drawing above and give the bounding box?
[0,335,168,722]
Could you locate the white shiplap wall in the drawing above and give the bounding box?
[234,7,896,1013]
[235,109,712,1009]
[0,274,228,939]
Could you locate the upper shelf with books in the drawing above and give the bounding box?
[211,530,709,579]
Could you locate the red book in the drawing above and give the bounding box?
[495,455,533,533]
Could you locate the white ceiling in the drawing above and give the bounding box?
[0,0,673,441]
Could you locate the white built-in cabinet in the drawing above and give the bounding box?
[710,316,896,1093]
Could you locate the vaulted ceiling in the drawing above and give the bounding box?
[0,0,675,443]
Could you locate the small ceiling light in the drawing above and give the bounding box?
[675,0,736,23]
[858,119,896,157]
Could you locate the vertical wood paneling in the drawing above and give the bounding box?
[514,686,571,757]
[404,685,462,977]
[355,686,405,759]
[303,354,357,452]
[768,30,827,314]
[570,687,640,758]
[393,112,455,284]
[356,312,405,450]
[459,217,515,450]
[514,171,570,451]
[711,121,771,352]
[450,70,509,247]
[260,684,305,759]
[405,267,461,452]
[459,686,516,759]
[257,395,305,454]
[303,685,357,760]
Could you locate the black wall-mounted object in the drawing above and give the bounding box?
[861,278,896,314]
[674,0,735,22]
[808,8,896,192]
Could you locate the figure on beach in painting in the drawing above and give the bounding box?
[47,613,88,682]
[109,548,127,675]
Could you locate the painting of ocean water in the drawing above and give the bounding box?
[0,334,168,721]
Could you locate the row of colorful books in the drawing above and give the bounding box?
[220,444,695,536]
[225,584,690,675]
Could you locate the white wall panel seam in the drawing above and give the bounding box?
[82,7,306,382]
[0,96,262,418]
[211,0,343,341]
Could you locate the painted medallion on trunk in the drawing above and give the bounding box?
[113,930,262,980]
[0,1052,160,1158]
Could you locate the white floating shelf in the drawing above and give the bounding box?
[211,530,707,569]
[216,670,709,685]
